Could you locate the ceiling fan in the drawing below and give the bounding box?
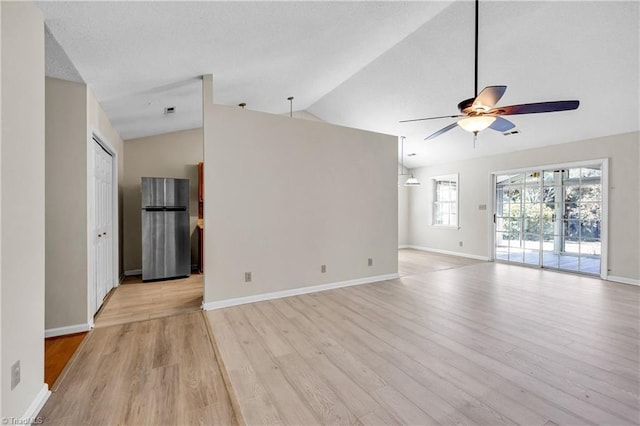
[400,0,579,144]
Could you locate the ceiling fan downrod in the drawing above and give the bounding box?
[474,0,479,98]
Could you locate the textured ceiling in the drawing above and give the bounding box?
[37,1,639,167]
[45,25,84,83]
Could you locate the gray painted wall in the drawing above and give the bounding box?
[44,77,124,332]
[202,76,398,304]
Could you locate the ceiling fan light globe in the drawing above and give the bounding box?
[457,115,496,133]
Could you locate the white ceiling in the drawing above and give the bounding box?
[37,1,639,168]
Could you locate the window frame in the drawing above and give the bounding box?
[432,173,459,229]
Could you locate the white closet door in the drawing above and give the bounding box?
[93,139,113,313]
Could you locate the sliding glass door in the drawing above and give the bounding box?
[494,164,603,276]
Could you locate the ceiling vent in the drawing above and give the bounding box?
[164,106,176,114]
[408,153,417,157]
[503,130,520,136]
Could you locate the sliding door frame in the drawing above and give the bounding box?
[488,158,609,280]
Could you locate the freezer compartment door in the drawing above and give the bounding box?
[142,177,165,208]
[164,178,189,207]
[142,177,189,208]
[142,210,190,281]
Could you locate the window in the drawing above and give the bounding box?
[433,174,458,227]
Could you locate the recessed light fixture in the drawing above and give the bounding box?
[164,106,176,114]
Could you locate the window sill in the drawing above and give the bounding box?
[431,225,460,230]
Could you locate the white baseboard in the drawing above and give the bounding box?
[408,245,490,261]
[22,383,50,422]
[45,323,92,338]
[398,245,410,249]
[607,275,639,286]
[202,273,400,311]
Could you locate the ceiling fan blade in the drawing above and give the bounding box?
[425,122,458,140]
[489,116,516,132]
[489,100,579,116]
[400,114,462,123]
[473,85,507,109]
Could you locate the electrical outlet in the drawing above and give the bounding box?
[368,258,373,267]
[11,361,20,390]
[459,241,463,247]
[244,272,252,283]
[321,264,326,273]
[478,204,487,211]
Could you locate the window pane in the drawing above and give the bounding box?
[580,184,601,202]
[542,186,556,203]
[564,202,579,219]
[543,171,556,186]
[581,167,601,178]
[509,249,524,263]
[579,254,600,274]
[524,250,539,265]
[433,176,458,226]
[568,168,581,179]
[525,187,541,203]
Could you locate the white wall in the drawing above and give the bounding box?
[407,132,640,282]
[202,76,398,305]
[1,1,47,418]
[398,166,410,247]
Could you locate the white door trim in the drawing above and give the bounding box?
[87,130,119,321]
[488,158,609,280]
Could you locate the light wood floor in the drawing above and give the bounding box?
[38,250,639,425]
[208,249,640,425]
[39,311,236,425]
[94,273,203,328]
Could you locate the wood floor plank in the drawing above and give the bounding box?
[95,273,203,328]
[42,249,639,425]
[242,303,360,425]
[39,312,237,425]
[223,307,320,425]
[207,309,283,425]
[263,299,381,418]
[311,286,569,425]
[329,281,629,424]
[207,250,638,425]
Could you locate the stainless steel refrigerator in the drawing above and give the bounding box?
[141,177,190,281]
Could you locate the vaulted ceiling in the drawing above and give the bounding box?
[38,1,639,168]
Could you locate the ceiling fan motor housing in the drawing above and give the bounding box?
[458,97,478,114]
